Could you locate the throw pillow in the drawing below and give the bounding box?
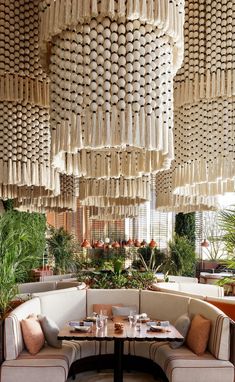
[186,314,211,355]
[112,305,138,318]
[93,304,123,318]
[21,316,45,355]
[170,314,191,349]
[38,315,62,349]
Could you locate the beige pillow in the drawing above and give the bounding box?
[21,316,45,355]
[93,303,123,318]
[186,314,211,355]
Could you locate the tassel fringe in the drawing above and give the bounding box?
[0,74,50,107]
[174,69,235,108]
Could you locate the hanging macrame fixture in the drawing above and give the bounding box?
[0,0,60,200]
[155,0,235,212]
[172,0,235,198]
[39,0,185,178]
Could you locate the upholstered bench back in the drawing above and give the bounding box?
[38,289,86,328]
[86,289,140,316]
[5,298,41,360]
[188,298,230,361]
[140,290,190,323]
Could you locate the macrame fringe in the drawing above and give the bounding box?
[174,69,235,108]
[80,195,146,208]
[156,193,218,213]
[0,159,60,197]
[14,194,77,212]
[0,74,50,107]
[173,156,235,197]
[52,148,171,179]
[51,108,172,158]
[79,176,151,200]
[39,0,184,72]
[89,205,139,219]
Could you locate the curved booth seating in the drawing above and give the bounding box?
[1,289,234,382]
[16,280,86,299]
[151,282,224,298]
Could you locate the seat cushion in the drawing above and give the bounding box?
[151,343,234,382]
[1,342,76,382]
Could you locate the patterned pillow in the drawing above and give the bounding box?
[38,315,62,349]
[170,314,191,349]
[21,316,45,355]
[186,314,211,355]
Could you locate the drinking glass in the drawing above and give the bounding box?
[128,314,138,327]
[96,315,104,330]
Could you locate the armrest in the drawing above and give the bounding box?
[230,320,235,366]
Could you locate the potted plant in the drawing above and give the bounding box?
[165,235,197,277]
[47,226,76,274]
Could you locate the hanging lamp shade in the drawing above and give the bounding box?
[39,0,185,176]
[81,239,91,248]
[0,0,59,199]
[149,239,157,248]
[172,0,235,198]
[201,239,209,248]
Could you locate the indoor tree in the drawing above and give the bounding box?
[47,226,75,274]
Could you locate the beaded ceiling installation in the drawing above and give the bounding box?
[155,0,235,212]
[39,0,185,179]
[0,0,60,200]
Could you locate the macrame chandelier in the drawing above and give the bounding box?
[0,0,59,199]
[172,0,235,198]
[155,0,234,212]
[39,0,185,177]
[14,174,79,212]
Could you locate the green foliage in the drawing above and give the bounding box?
[165,235,196,276]
[47,226,75,274]
[219,208,235,255]
[175,212,196,248]
[136,247,166,272]
[76,269,155,290]
[0,209,46,318]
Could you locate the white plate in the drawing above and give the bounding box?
[73,326,91,332]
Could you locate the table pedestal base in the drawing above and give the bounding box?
[114,339,124,382]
